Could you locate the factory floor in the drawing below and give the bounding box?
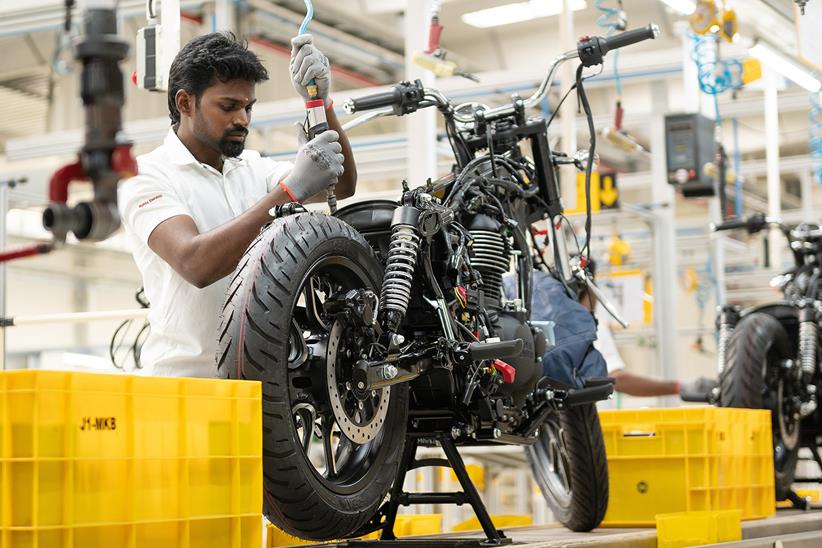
[304,509,822,547]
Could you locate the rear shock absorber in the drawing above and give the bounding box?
[716,305,739,374]
[799,303,818,381]
[379,206,422,333]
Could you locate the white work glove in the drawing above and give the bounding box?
[679,376,719,403]
[290,34,331,101]
[281,125,343,203]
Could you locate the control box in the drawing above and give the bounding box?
[665,113,716,197]
[136,22,164,91]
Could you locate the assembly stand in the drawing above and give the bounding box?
[784,444,822,511]
[326,435,511,547]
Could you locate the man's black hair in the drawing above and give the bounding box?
[167,32,269,127]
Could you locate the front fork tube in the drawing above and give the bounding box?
[550,215,573,284]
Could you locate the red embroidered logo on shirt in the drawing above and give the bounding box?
[138,194,163,208]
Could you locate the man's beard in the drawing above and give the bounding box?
[194,113,247,157]
[219,134,246,157]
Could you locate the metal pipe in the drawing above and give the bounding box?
[2,308,148,327]
[764,67,782,270]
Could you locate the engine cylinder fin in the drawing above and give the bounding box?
[469,228,510,305]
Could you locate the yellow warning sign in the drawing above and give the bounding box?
[567,171,600,216]
[567,172,619,214]
[600,173,619,209]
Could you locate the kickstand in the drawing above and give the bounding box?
[331,435,511,547]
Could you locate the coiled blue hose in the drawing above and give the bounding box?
[810,92,822,184]
[690,32,743,124]
[595,0,625,97]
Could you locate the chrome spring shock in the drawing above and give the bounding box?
[716,306,739,375]
[799,315,818,380]
[379,223,421,333]
[717,323,734,375]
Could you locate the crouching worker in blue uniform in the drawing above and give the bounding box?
[504,261,718,404]
[504,269,607,391]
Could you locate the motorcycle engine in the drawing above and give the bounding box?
[468,214,510,309]
[468,214,545,403]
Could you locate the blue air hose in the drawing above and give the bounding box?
[299,0,313,35]
[810,92,822,184]
[595,0,625,97]
[690,32,743,125]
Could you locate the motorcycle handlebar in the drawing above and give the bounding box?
[577,24,659,67]
[712,217,751,232]
[343,80,427,116]
[604,24,659,52]
[346,89,402,114]
[712,213,780,234]
[343,25,660,121]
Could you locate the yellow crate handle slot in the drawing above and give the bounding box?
[621,424,657,437]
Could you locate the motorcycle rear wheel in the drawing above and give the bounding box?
[217,212,408,541]
[719,312,799,500]
[527,403,608,532]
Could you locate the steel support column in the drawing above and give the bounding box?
[404,0,437,187]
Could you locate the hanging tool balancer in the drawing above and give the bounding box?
[299,0,336,213]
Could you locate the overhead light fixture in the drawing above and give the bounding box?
[658,0,696,15]
[749,42,821,92]
[462,0,587,29]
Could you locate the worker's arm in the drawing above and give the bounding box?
[289,34,356,201]
[326,107,356,199]
[130,132,341,289]
[609,369,679,397]
[147,187,291,289]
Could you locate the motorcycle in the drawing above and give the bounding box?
[715,213,822,503]
[216,25,658,540]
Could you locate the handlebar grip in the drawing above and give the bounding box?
[713,218,749,232]
[344,88,403,114]
[578,24,659,67]
[343,80,427,116]
[603,24,659,52]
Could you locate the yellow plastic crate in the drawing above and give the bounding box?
[451,515,532,532]
[599,407,774,527]
[0,370,262,548]
[655,510,742,548]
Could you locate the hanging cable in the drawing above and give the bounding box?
[731,117,743,217]
[576,64,596,259]
[810,92,822,184]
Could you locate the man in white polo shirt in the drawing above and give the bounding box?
[118,32,354,377]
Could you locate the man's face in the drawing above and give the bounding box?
[191,78,256,157]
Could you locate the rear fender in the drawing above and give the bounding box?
[333,200,398,261]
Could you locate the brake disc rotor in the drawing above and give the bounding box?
[326,320,390,444]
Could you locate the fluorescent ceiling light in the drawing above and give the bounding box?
[658,0,696,15]
[749,43,821,93]
[462,0,586,29]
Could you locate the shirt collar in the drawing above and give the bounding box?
[164,129,247,172]
[164,129,199,166]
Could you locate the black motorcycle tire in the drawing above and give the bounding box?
[527,403,608,532]
[719,312,799,500]
[216,212,408,540]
